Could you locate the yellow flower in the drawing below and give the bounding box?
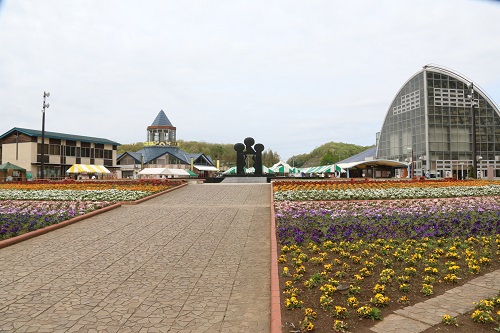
[347,296,358,308]
[373,283,385,294]
[354,274,364,282]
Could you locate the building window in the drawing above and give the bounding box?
[393,91,420,115]
[64,146,76,157]
[81,147,90,158]
[49,144,61,155]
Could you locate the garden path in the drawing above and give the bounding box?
[370,269,500,333]
[0,183,271,333]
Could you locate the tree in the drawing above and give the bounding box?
[117,142,145,154]
[320,150,336,165]
[262,149,280,166]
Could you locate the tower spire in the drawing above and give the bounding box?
[146,110,177,146]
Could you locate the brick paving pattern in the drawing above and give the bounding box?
[0,183,271,333]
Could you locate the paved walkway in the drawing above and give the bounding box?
[371,270,500,333]
[0,183,271,333]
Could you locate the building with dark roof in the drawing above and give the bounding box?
[117,111,217,178]
[146,110,177,145]
[376,64,500,179]
[0,127,120,180]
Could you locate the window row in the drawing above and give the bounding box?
[38,144,113,159]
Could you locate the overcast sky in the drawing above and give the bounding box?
[1,0,500,160]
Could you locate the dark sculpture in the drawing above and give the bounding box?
[234,137,264,176]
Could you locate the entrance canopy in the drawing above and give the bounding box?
[337,159,408,170]
[66,164,110,174]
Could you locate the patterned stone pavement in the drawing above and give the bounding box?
[371,270,500,333]
[0,183,271,333]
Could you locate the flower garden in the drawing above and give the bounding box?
[0,180,183,241]
[273,179,500,332]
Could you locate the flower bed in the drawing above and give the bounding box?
[0,200,110,240]
[0,180,182,202]
[274,180,500,332]
[274,180,500,201]
[276,197,500,243]
[0,180,184,241]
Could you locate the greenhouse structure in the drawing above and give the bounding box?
[376,64,500,179]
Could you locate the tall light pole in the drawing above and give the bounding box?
[41,91,50,179]
[468,83,477,179]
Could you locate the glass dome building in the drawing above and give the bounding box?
[376,64,500,179]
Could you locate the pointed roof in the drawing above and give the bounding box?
[151,110,173,127]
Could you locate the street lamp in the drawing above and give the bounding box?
[468,83,477,179]
[40,91,50,179]
[407,147,414,178]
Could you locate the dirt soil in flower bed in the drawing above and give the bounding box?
[279,247,500,333]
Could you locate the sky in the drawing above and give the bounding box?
[1,0,500,160]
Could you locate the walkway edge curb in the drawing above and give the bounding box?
[0,202,122,249]
[270,181,282,333]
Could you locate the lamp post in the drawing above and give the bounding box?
[460,162,464,180]
[407,147,414,178]
[468,83,477,179]
[40,91,50,179]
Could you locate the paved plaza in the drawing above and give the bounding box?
[0,183,271,333]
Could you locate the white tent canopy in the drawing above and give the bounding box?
[270,161,296,173]
[138,168,167,175]
[246,166,273,174]
[194,165,218,171]
[301,164,345,174]
[138,168,190,178]
[164,168,191,176]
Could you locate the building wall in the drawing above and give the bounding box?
[1,130,119,180]
[377,66,500,178]
[377,71,426,163]
[1,142,36,174]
